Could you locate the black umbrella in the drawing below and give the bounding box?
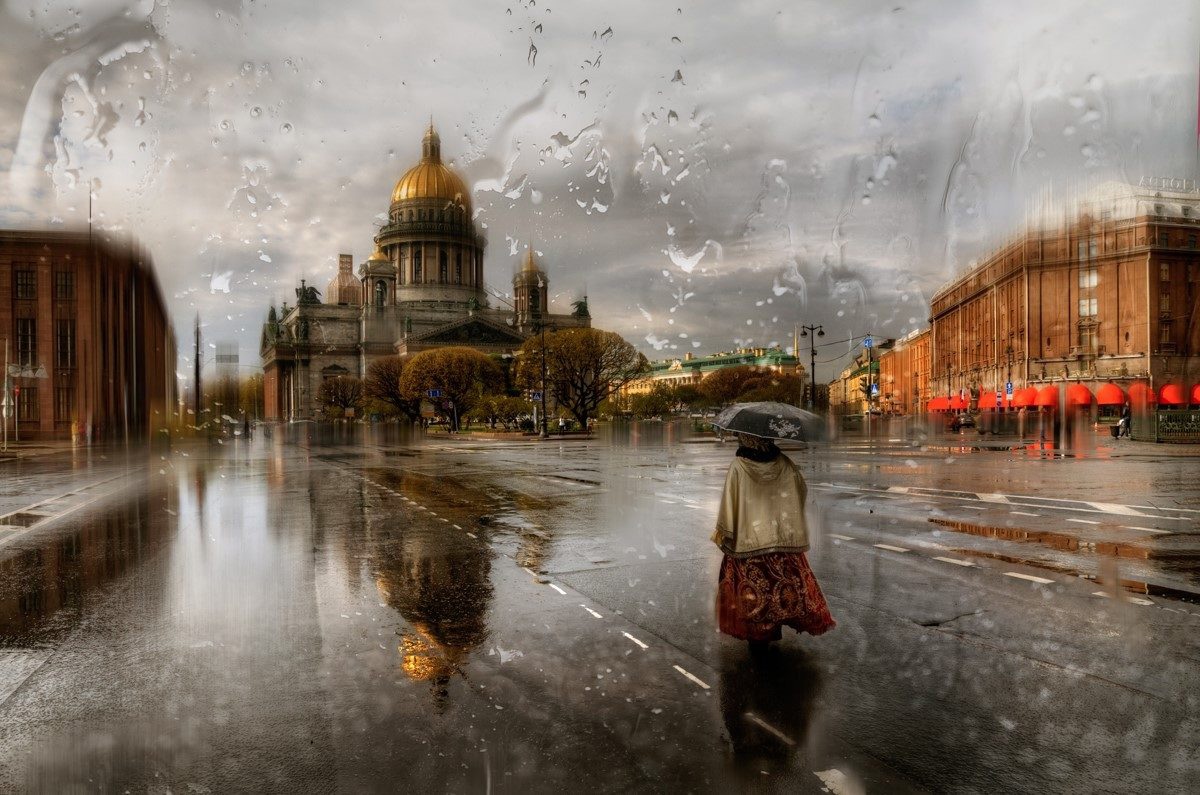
[711,401,823,441]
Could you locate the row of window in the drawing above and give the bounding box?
[11,269,76,300]
[12,318,76,368]
[10,385,75,422]
[395,207,465,224]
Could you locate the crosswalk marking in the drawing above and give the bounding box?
[672,665,710,690]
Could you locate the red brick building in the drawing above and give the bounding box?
[1,229,177,441]
[928,181,1200,412]
[878,329,931,414]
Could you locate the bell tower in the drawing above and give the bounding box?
[513,246,548,333]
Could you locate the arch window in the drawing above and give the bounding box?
[374,280,387,307]
[413,249,423,282]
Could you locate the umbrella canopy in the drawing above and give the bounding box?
[1095,383,1126,406]
[711,401,822,441]
[1159,383,1186,405]
[1066,384,1094,407]
[1012,387,1038,407]
[1035,385,1060,407]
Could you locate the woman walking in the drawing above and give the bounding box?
[712,432,835,645]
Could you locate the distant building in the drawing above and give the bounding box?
[928,180,1200,411]
[259,123,591,422]
[622,346,804,397]
[877,329,931,414]
[827,339,893,416]
[0,229,176,441]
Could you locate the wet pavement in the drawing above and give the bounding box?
[1,423,1198,792]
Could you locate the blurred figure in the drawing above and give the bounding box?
[712,433,835,648]
[1118,404,1131,438]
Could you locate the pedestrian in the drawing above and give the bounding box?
[1119,404,1131,438]
[712,432,835,648]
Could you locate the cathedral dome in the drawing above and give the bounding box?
[390,123,471,209]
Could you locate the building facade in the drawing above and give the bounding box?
[260,123,590,421]
[621,347,804,398]
[877,329,931,414]
[1,229,176,441]
[928,181,1200,411]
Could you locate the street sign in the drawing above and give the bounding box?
[531,391,543,401]
[426,389,442,398]
[1005,381,1014,397]
[863,336,873,348]
[996,391,1003,406]
[870,383,879,396]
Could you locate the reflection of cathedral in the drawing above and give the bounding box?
[259,122,591,421]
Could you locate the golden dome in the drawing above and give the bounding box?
[369,242,388,261]
[521,246,541,273]
[390,122,471,208]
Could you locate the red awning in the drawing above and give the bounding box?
[1159,383,1186,405]
[1128,382,1157,406]
[1035,385,1060,407]
[1012,387,1038,407]
[1192,384,1200,405]
[928,397,949,411]
[949,395,967,411]
[1066,384,1093,407]
[1095,383,1126,406]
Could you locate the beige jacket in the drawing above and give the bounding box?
[711,453,809,557]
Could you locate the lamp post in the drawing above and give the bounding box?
[799,324,824,411]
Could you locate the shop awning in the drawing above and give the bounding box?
[949,395,967,411]
[1159,383,1186,405]
[1095,383,1126,406]
[1035,385,1060,407]
[1066,384,1093,407]
[1127,382,1157,406]
[928,397,949,411]
[1012,387,1038,407]
[1193,384,1200,405]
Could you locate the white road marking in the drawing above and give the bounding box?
[1091,590,1111,598]
[549,584,567,595]
[1010,511,1040,517]
[814,768,862,795]
[1066,518,1100,525]
[1124,526,1170,534]
[886,486,909,494]
[672,665,710,690]
[934,556,975,567]
[1004,572,1054,585]
[622,632,648,650]
[466,532,477,539]
[829,534,855,541]
[977,493,1010,503]
[961,505,987,510]
[452,524,462,530]
[873,543,910,553]
[438,518,450,523]
[1130,596,1154,606]
[522,567,537,577]
[1086,501,1147,516]
[745,712,794,745]
[581,605,603,619]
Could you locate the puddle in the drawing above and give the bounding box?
[0,512,50,528]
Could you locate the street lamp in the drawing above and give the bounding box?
[536,276,548,438]
[799,324,824,411]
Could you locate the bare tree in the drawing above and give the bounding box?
[317,376,364,420]
[364,356,420,420]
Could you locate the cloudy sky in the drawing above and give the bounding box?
[1,0,1197,383]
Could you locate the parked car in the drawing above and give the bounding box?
[949,413,975,431]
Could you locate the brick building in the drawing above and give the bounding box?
[1,229,176,441]
[927,181,1200,412]
[877,329,931,414]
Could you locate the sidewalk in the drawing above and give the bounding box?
[0,440,80,462]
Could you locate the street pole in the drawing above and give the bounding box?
[799,324,824,411]
[2,338,8,452]
[539,320,548,438]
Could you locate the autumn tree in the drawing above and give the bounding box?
[364,356,421,420]
[317,376,364,419]
[697,365,767,406]
[740,373,806,406]
[399,346,503,431]
[518,328,649,427]
[629,382,673,418]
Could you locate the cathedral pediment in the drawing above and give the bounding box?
[408,314,527,346]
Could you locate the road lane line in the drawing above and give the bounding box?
[452,524,463,529]
[886,486,909,494]
[1086,501,1147,516]
[1004,572,1054,585]
[1067,518,1101,525]
[466,532,477,539]
[745,712,795,745]
[1010,511,1040,517]
[873,543,910,553]
[438,518,450,523]
[978,493,1010,503]
[829,534,855,541]
[581,605,603,619]
[522,567,537,577]
[622,632,648,650]
[934,556,974,567]
[672,665,710,690]
[961,505,987,510]
[1123,526,1170,534]
[549,584,567,595]
[813,768,861,795]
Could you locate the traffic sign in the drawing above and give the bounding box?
[1005,381,1014,397]
[863,336,873,348]
[996,391,1003,406]
[531,391,543,401]
[869,383,879,396]
[425,389,442,399]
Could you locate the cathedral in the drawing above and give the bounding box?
[259,122,590,421]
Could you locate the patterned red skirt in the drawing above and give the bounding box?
[717,551,836,641]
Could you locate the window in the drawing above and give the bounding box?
[1158,233,1169,247]
[1078,268,1098,289]
[55,319,75,368]
[16,318,37,366]
[55,385,74,421]
[1160,262,1170,281]
[1190,235,1197,249]
[1078,326,1097,353]
[1160,292,1169,313]
[54,270,75,299]
[1089,238,1098,258]
[1077,241,1086,261]
[16,386,38,421]
[1078,297,1097,317]
[413,249,422,281]
[439,250,448,283]
[1160,322,1172,343]
[374,280,386,307]
[15,269,35,299]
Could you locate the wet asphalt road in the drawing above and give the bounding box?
[1,423,1198,793]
